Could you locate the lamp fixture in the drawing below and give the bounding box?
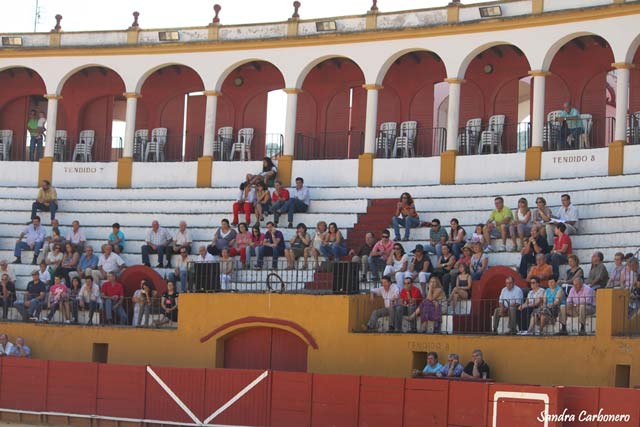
[479,6,502,18]
[316,21,337,32]
[1,37,23,47]
[158,31,180,42]
[234,76,244,87]
[483,64,494,74]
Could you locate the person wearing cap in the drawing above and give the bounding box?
[13,270,46,321]
[407,244,433,296]
[422,219,448,258]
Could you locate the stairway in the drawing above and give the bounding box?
[347,199,397,251]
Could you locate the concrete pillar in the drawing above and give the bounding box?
[362,84,382,154]
[609,63,634,176]
[122,93,140,158]
[283,88,301,156]
[525,70,550,181]
[43,95,60,158]
[444,79,462,152]
[202,91,220,157]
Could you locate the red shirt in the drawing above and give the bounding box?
[400,286,423,306]
[553,234,573,254]
[102,281,124,298]
[272,188,290,203]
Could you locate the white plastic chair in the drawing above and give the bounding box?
[457,118,482,155]
[53,130,67,161]
[144,127,167,162]
[375,122,397,158]
[0,130,13,161]
[133,129,148,161]
[578,114,592,149]
[229,128,254,161]
[214,126,233,161]
[544,110,564,151]
[478,115,505,154]
[72,130,95,162]
[392,121,418,157]
[627,111,640,145]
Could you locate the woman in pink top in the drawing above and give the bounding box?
[45,275,70,323]
[246,226,264,269]
[234,223,252,268]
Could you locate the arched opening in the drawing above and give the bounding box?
[547,35,615,149]
[628,47,640,145]
[0,67,46,161]
[297,57,365,160]
[138,65,205,161]
[215,61,285,161]
[461,44,531,154]
[222,327,308,372]
[377,50,448,157]
[58,66,126,162]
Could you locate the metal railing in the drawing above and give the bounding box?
[52,135,123,162]
[458,122,530,155]
[627,113,640,145]
[544,117,615,151]
[294,131,364,160]
[616,289,640,337]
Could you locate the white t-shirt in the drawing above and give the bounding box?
[371,284,400,308]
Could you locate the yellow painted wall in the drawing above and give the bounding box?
[1,289,638,387]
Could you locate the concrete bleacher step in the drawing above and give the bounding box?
[493,314,596,336]
[375,315,454,334]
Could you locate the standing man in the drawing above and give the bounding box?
[275,177,310,229]
[141,220,173,268]
[31,180,58,222]
[27,110,43,161]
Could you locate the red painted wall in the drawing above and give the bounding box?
[629,49,640,116]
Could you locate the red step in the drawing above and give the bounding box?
[305,272,333,290]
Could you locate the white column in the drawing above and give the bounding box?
[283,88,301,156]
[43,95,60,158]
[363,84,381,154]
[122,93,140,158]
[445,79,462,151]
[530,71,548,148]
[613,64,631,142]
[202,91,220,157]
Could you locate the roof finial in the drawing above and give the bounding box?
[129,11,140,30]
[52,14,62,32]
[292,1,301,19]
[212,4,221,24]
[370,0,378,11]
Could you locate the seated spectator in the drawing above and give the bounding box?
[98,244,127,279]
[195,245,215,263]
[469,242,489,280]
[383,243,408,284]
[433,244,456,279]
[545,194,579,246]
[556,101,583,149]
[14,270,46,321]
[392,192,420,241]
[45,275,71,323]
[529,279,565,336]
[622,258,639,290]
[319,222,347,261]
[449,263,472,309]
[12,216,46,265]
[607,252,626,288]
[70,245,101,284]
[412,352,443,377]
[45,243,63,276]
[65,220,86,253]
[565,277,595,335]
[133,280,153,327]
[547,223,572,280]
[423,219,448,258]
[42,218,64,261]
[585,251,609,290]
[492,277,524,334]
[409,276,447,333]
[483,196,513,252]
[108,223,125,254]
[350,232,375,282]
[0,273,16,320]
[509,198,532,252]
[559,254,583,287]
[395,277,422,332]
[170,248,191,293]
[101,272,128,325]
[153,281,179,328]
[234,223,252,268]
[303,221,327,269]
[444,245,472,293]
[68,277,82,324]
[232,182,256,226]
[436,353,464,378]
[469,223,487,249]
[0,259,16,284]
[270,180,290,215]
[285,223,310,270]
[531,197,553,242]
[141,220,173,268]
[365,276,400,332]
[256,222,284,270]
[368,230,394,282]
[518,225,550,278]
[38,261,51,287]
[446,218,466,258]
[78,276,101,325]
[246,157,278,186]
[526,254,553,287]
[31,180,58,221]
[59,242,80,285]
[407,244,433,296]
[246,227,263,269]
[461,349,490,379]
[254,182,271,225]
[207,219,237,258]
[9,337,31,358]
[219,248,234,290]
[166,221,193,263]
[0,334,14,356]
[274,177,310,229]
[516,276,545,334]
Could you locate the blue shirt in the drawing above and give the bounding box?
[439,362,464,377]
[10,345,31,358]
[78,254,99,270]
[559,108,582,130]
[545,286,565,306]
[422,362,443,375]
[108,231,125,248]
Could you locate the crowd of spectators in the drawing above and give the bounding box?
[412,349,490,379]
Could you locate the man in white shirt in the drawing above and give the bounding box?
[195,245,215,262]
[275,176,310,229]
[65,220,87,252]
[0,334,15,356]
[365,276,400,332]
[545,194,579,246]
[166,221,193,267]
[141,220,173,268]
[13,216,46,265]
[492,276,524,334]
[98,244,126,279]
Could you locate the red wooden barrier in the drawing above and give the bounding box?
[311,373,360,427]
[488,383,563,427]
[358,376,404,427]
[447,380,489,427]
[562,386,600,427]
[0,357,48,412]
[596,387,640,426]
[144,366,206,423]
[270,371,312,427]
[403,378,449,427]
[96,363,146,419]
[46,360,97,415]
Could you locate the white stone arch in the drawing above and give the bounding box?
[374,48,447,86]
[294,54,366,89]
[134,62,206,94]
[213,58,286,92]
[456,41,532,79]
[625,33,640,64]
[55,63,127,94]
[540,31,613,72]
